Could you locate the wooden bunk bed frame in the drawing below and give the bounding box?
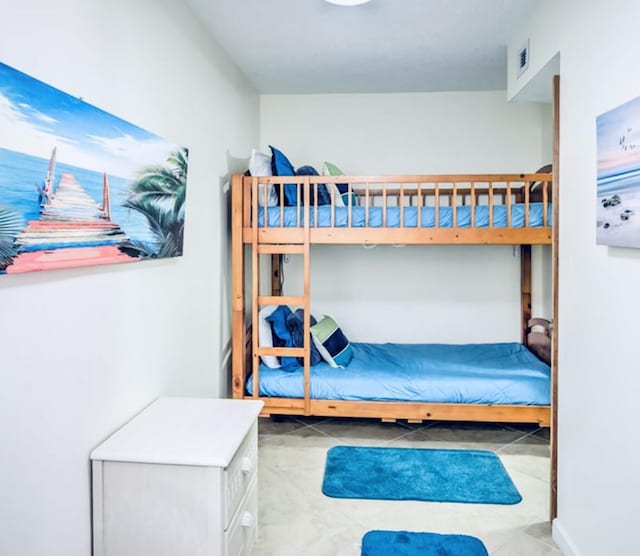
[231,172,553,426]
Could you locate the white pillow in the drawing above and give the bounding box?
[249,149,278,206]
[322,162,345,207]
[258,305,280,368]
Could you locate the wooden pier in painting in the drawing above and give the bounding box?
[6,150,135,273]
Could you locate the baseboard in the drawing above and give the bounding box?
[552,518,582,556]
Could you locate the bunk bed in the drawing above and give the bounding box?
[231,170,553,426]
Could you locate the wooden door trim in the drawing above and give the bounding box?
[550,73,560,520]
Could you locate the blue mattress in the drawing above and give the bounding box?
[246,342,550,405]
[257,203,552,228]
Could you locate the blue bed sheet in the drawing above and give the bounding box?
[257,204,552,228]
[246,342,550,405]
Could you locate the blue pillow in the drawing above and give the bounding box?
[269,145,298,206]
[286,309,323,366]
[295,165,331,206]
[310,315,353,368]
[265,305,298,370]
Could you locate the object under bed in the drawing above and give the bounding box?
[257,203,552,228]
[246,342,551,405]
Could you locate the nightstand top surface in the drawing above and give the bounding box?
[91,397,264,467]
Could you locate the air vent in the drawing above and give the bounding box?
[517,39,530,78]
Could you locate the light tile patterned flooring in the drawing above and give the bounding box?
[254,416,561,555]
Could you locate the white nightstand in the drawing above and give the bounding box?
[91,397,264,556]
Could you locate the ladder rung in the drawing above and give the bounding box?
[258,296,306,306]
[257,244,305,255]
[256,347,305,357]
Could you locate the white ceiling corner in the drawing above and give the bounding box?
[185,0,538,95]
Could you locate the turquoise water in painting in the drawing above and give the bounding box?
[598,166,640,196]
[0,147,155,243]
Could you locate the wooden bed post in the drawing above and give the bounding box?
[520,244,532,345]
[302,177,312,416]
[231,173,246,399]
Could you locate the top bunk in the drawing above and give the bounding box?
[232,171,553,246]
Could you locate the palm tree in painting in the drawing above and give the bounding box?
[120,147,188,258]
[0,205,24,271]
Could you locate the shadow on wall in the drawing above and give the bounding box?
[219,150,250,397]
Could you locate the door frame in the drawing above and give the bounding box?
[550,73,560,519]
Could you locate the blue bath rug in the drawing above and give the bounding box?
[322,446,521,504]
[361,530,489,556]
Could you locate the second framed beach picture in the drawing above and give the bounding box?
[0,61,188,275]
[596,95,640,248]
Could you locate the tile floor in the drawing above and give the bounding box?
[254,416,561,555]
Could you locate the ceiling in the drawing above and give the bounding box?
[186,0,537,94]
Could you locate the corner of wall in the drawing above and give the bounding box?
[553,518,583,556]
[507,0,560,102]
[220,337,233,397]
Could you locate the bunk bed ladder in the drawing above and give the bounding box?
[251,177,312,415]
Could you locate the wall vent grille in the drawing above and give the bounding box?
[517,39,530,77]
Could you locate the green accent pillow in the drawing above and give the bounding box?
[323,162,356,207]
[310,315,353,368]
[323,161,344,176]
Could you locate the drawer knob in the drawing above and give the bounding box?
[241,511,253,528]
[241,456,253,473]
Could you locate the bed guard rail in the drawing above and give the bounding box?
[238,173,553,245]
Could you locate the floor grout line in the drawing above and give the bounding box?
[306,423,343,442]
[291,415,336,427]
[379,427,424,446]
[495,428,546,453]
[502,423,542,434]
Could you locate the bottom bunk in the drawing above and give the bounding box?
[240,335,551,427]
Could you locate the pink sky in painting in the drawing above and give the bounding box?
[597,95,640,176]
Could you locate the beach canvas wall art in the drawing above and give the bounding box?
[596,95,640,248]
[0,61,188,275]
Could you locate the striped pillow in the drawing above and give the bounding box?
[310,315,353,368]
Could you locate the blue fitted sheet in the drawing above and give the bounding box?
[246,342,550,405]
[257,204,552,228]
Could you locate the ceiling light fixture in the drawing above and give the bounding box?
[324,0,373,6]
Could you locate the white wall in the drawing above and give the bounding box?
[0,1,258,555]
[509,2,640,555]
[260,92,551,342]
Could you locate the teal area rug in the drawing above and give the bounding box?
[361,531,488,556]
[322,446,521,504]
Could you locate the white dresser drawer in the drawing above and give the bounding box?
[225,474,258,556]
[224,421,258,529]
